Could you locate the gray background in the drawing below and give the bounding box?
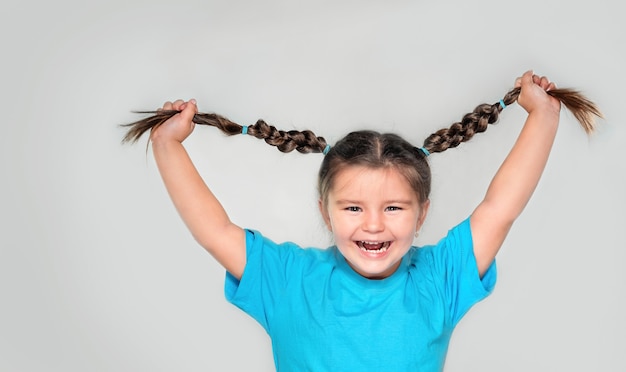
[1,0,624,371]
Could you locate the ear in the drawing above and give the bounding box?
[318,199,332,231]
[416,199,430,231]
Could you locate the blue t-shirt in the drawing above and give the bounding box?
[225,218,496,371]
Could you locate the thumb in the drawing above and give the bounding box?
[515,70,534,88]
[521,70,535,88]
[179,98,198,123]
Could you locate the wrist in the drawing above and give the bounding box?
[150,131,184,146]
[527,104,560,123]
[526,96,561,116]
[525,109,560,136]
[151,136,184,153]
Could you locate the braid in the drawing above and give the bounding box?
[422,87,602,154]
[121,85,601,156]
[120,111,328,154]
[246,119,328,154]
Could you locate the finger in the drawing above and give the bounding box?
[547,81,557,91]
[179,98,199,112]
[520,70,535,88]
[538,76,551,90]
[172,99,185,111]
[161,101,173,111]
[179,98,198,123]
[515,70,532,88]
[532,74,541,85]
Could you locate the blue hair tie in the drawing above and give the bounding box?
[323,144,331,155]
[241,126,249,135]
[418,147,430,157]
[499,99,506,109]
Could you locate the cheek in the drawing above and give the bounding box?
[328,217,357,240]
[396,216,421,239]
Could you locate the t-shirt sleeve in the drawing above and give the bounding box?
[224,229,297,333]
[429,217,497,326]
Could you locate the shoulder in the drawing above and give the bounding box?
[243,228,334,268]
[408,218,473,262]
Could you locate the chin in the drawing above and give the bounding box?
[354,260,400,279]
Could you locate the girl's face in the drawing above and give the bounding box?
[320,166,429,279]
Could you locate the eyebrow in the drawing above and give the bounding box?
[334,199,414,205]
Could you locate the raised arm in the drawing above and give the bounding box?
[150,99,246,279]
[470,71,562,276]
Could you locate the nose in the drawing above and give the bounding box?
[362,210,384,233]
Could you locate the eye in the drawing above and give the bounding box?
[345,206,362,212]
[385,206,402,212]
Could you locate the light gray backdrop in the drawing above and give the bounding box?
[1,0,624,371]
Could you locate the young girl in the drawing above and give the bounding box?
[124,71,600,370]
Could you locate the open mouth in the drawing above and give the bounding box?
[356,241,390,254]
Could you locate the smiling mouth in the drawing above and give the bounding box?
[356,241,390,253]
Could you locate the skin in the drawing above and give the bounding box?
[470,71,559,276]
[150,99,246,279]
[319,166,429,279]
[150,70,559,280]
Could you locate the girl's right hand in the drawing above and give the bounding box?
[150,98,198,143]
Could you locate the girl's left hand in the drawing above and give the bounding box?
[514,70,561,117]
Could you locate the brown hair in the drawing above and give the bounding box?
[421,87,601,154]
[122,86,602,203]
[317,131,431,206]
[122,112,329,154]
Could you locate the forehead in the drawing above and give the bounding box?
[329,166,418,202]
